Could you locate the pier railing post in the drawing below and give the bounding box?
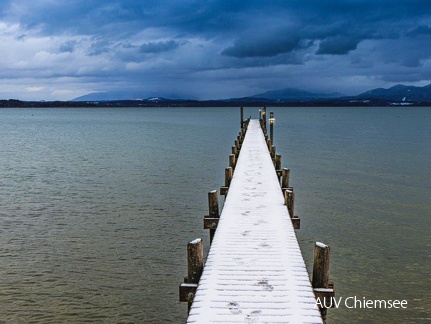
[262,107,267,133]
[270,145,276,160]
[232,145,238,158]
[312,242,335,322]
[204,190,220,243]
[285,189,295,218]
[275,154,282,173]
[225,167,233,187]
[284,188,300,229]
[208,190,219,217]
[179,238,204,312]
[282,168,290,190]
[220,167,233,196]
[269,111,274,146]
[229,154,236,170]
[240,106,244,128]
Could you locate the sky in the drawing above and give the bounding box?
[1,0,431,101]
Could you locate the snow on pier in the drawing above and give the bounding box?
[187,119,322,323]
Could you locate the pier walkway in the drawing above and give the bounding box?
[187,120,323,323]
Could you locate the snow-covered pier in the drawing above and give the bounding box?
[180,109,333,323]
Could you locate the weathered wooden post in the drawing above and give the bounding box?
[275,154,282,170]
[225,167,233,187]
[275,154,282,180]
[220,166,233,196]
[284,188,300,229]
[262,107,267,133]
[281,168,290,190]
[312,242,334,322]
[208,190,219,217]
[203,190,220,243]
[240,106,244,128]
[285,189,294,217]
[229,154,236,170]
[179,238,204,312]
[269,111,275,146]
[232,145,238,158]
[270,145,276,160]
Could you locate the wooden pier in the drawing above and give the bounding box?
[180,108,334,323]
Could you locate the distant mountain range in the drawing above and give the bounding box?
[249,88,343,101]
[72,84,431,104]
[73,91,189,101]
[355,84,431,102]
[2,83,431,108]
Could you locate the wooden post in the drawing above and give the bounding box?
[284,189,294,218]
[235,139,240,151]
[220,166,233,196]
[284,187,300,229]
[240,106,244,128]
[187,238,203,312]
[312,242,330,289]
[229,154,236,170]
[188,239,204,284]
[208,190,219,218]
[225,167,233,187]
[179,238,203,312]
[262,107,267,133]
[270,145,276,159]
[269,111,274,146]
[275,154,282,173]
[204,191,220,242]
[208,190,219,241]
[312,242,333,322]
[232,145,238,158]
[282,168,290,189]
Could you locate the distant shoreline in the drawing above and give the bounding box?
[1,98,431,108]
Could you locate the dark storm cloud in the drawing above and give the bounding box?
[406,25,431,37]
[139,40,182,54]
[0,0,431,100]
[222,28,303,58]
[316,36,361,55]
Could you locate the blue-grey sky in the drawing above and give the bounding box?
[1,0,431,100]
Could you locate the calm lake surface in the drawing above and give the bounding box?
[0,107,429,323]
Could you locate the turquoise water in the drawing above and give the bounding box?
[0,107,429,323]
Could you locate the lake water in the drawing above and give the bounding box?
[0,107,429,323]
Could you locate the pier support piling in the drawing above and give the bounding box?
[269,111,274,146]
[282,168,290,190]
[220,167,233,196]
[229,154,236,170]
[312,242,335,322]
[204,191,220,243]
[179,238,204,312]
[240,107,244,128]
